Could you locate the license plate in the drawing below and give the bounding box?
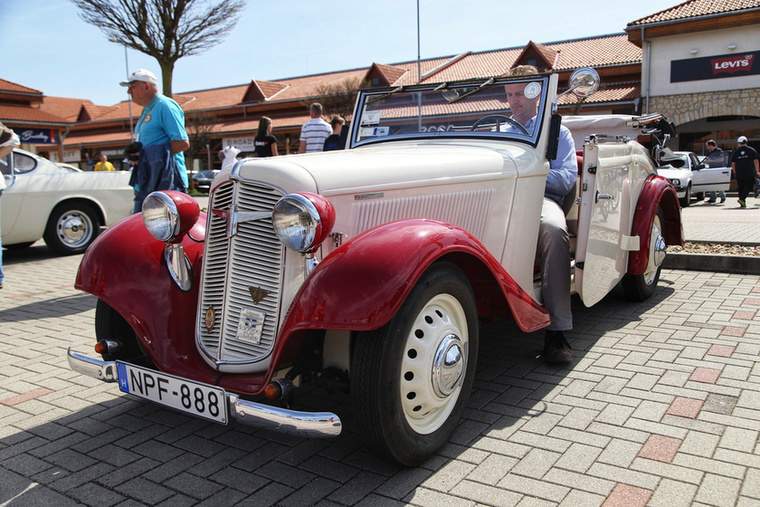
[116,362,228,424]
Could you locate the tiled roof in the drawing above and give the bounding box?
[394,34,639,85]
[0,104,68,124]
[0,78,43,95]
[40,96,95,122]
[628,0,760,26]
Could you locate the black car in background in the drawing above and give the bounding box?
[192,169,219,193]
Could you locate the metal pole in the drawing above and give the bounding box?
[124,46,134,140]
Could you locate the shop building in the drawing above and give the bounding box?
[627,0,760,153]
[2,0,758,169]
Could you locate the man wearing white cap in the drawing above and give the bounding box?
[731,136,759,208]
[120,69,190,212]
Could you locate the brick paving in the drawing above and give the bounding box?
[2,208,760,506]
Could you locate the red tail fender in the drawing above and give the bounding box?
[627,174,684,275]
[279,219,550,337]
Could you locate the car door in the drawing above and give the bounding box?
[693,151,731,194]
[574,141,643,306]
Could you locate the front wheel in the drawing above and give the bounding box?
[43,202,101,255]
[679,185,691,207]
[351,262,479,466]
[622,207,666,301]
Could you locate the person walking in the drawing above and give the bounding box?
[93,154,115,171]
[120,69,190,213]
[254,117,278,157]
[731,136,760,208]
[705,140,725,203]
[298,103,332,154]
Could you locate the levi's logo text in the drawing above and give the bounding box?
[711,54,754,75]
[671,50,760,83]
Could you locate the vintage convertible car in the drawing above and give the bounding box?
[1,149,133,255]
[67,69,683,465]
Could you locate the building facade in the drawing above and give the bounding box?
[2,0,758,170]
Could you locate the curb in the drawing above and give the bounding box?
[664,253,760,275]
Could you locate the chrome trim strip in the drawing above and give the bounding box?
[165,244,193,292]
[66,348,341,438]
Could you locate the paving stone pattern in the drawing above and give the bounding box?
[2,245,760,506]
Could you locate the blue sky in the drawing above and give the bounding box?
[2,0,679,106]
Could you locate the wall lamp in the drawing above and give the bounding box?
[728,44,737,50]
[690,49,699,55]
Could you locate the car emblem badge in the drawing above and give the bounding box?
[249,286,270,305]
[205,306,216,334]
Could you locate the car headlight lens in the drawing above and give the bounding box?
[142,191,200,243]
[670,179,681,187]
[272,193,335,253]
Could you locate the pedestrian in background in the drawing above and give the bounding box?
[254,116,278,157]
[323,115,346,151]
[731,136,760,208]
[120,69,190,213]
[0,122,21,289]
[298,103,332,154]
[94,154,115,171]
[705,140,726,203]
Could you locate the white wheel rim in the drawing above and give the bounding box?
[644,214,666,285]
[400,293,468,435]
[57,211,93,248]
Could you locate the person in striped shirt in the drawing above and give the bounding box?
[298,103,332,154]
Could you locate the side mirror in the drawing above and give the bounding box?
[553,67,600,113]
[568,68,600,98]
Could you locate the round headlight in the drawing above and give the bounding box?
[670,178,681,186]
[272,193,335,253]
[142,191,200,243]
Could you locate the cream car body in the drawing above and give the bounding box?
[1,149,133,254]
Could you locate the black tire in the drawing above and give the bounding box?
[695,192,705,201]
[43,201,101,255]
[351,262,479,466]
[95,299,143,361]
[679,185,691,207]
[622,207,665,301]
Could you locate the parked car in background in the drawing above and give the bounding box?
[657,150,730,206]
[701,149,734,195]
[68,69,683,465]
[192,169,219,193]
[1,149,133,255]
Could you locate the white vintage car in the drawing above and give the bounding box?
[68,69,683,465]
[656,150,732,206]
[1,149,133,255]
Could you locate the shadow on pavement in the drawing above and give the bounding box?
[0,276,677,505]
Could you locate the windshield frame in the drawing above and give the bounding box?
[349,73,552,149]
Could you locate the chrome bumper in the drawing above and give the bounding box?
[66,348,341,438]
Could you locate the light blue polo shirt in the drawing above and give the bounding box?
[136,93,189,187]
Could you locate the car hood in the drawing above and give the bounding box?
[656,165,691,179]
[228,140,537,196]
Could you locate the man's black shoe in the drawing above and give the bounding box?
[543,330,572,364]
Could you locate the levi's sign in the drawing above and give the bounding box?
[671,50,760,83]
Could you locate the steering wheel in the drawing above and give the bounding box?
[470,114,529,135]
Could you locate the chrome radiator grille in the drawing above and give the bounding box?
[198,180,285,366]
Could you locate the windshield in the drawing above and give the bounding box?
[351,74,551,148]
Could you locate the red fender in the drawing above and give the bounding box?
[74,213,232,385]
[277,219,550,342]
[627,174,684,275]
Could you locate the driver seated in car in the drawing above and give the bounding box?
[504,65,577,364]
